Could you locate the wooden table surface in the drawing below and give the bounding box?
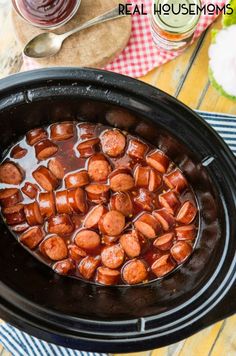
[0,3,236,355]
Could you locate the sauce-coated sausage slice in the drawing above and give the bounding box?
[65,170,90,189]
[96,267,120,285]
[24,202,43,225]
[53,259,75,275]
[38,192,55,218]
[75,230,100,251]
[100,129,126,157]
[99,211,125,236]
[68,188,87,214]
[134,213,161,239]
[55,190,72,215]
[0,188,22,208]
[134,165,150,188]
[127,139,148,160]
[0,162,24,185]
[10,145,27,159]
[101,244,125,269]
[41,235,68,261]
[48,158,65,179]
[88,154,111,182]
[11,222,29,233]
[79,256,101,280]
[84,204,107,229]
[122,260,148,285]
[175,225,196,241]
[176,201,197,224]
[164,169,188,193]
[77,138,100,158]
[171,241,192,263]
[152,208,175,232]
[78,123,96,140]
[48,214,74,236]
[146,150,169,173]
[153,232,174,251]
[33,166,59,191]
[120,231,141,258]
[26,128,48,146]
[35,139,58,160]
[3,204,26,225]
[151,254,175,277]
[22,182,38,199]
[103,235,120,245]
[159,190,180,214]
[85,184,110,203]
[50,122,74,141]
[149,169,162,192]
[110,173,134,192]
[110,192,133,217]
[19,226,44,249]
[134,188,153,212]
[68,244,87,261]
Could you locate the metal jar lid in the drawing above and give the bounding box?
[152,0,201,35]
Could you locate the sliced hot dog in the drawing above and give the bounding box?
[35,139,58,160]
[159,190,180,214]
[26,127,48,146]
[164,169,188,193]
[33,166,59,191]
[22,182,38,199]
[152,208,175,232]
[134,188,153,212]
[3,204,26,225]
[12,222,30,233]
[176,201,197,224]
[151,254,175,277]
[85,184,110,204]
[96,267,120,285]
[134,165,150,188]
[10,144,27,159]
[110,173,134,192]
[78,123,96,139]
[110,192,133,217]
[153,232,174,251]
[24,202,43,225]
[84,204,107,229]
[19,226,44,249]
[38,191,55,218]
[99,211,125,236]
[79,256,101,280]
[0,162,24,185]
[175,225,196,241]
[120,230,141,258]
[53,259,75,275]
[88,154,111,182]
[41,235,68,261]
[75,230,100,251]
[0,188,22,208]
[67,188,87,214]
[65,170,90,189]
[55,190,72,215]
[50,122,74,141]
[149,169,162,192]
[68,244,87,261]
[48,214,74,236]
[134,213,161,239]
[100,129,126,157]
[77,138,100,158]
[48,158,65,179]
[171,241,193,263]
[101,244,125,269]
[146,150,169,173]
[122,259,148,285]
[127,139,148,160]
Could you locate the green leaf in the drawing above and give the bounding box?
[222,0,236,27]
[211,29,218,43]
[209,68,236,101]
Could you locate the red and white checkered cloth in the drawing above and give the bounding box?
[23,0,226,77]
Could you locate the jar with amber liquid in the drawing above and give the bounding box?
[150,0,201,51]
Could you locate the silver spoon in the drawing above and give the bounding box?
[23,7,125,59]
